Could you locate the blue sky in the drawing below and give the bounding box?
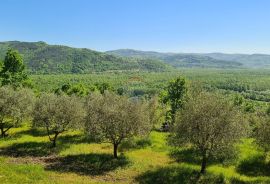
[1,0,270,53]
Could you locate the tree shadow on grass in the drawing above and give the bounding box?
[0,133,97,158]
[15,128,48,137]
[58,134,96,145]
[170,147,201,165]
[135,165,225,184]
[0,141,53,157]
[13,128,92,143]
[45,153,129,176]
[0,128,48,141]
[18,128,96,145]
[237,154,270,177]
[170,147,230,166]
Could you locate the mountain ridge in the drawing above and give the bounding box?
[108,49,270,69]
[0,41,171,74]
[2,41,269,74]
[107,49,243,69]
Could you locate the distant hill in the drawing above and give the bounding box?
[203,53,270,68]
[107,49,243,69]
[0,41,171,74]
[2,42,268,74]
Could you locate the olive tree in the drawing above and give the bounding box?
[33,93,84,147]
[0,86,35,137]
[172,92,247,175]
[85,92,151,158]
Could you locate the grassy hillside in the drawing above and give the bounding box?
[0,126,269,184]
[0,41,171,74]
[107,49,243,69]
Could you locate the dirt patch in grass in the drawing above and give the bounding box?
[7,155,57,166]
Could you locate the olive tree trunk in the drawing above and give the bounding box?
[51,132,59,147]
[200,153,208,174]
[46,126,60,147]
[0,123,13,138]
[113,143,119,158]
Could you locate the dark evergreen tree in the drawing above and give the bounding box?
[0,49,30,87]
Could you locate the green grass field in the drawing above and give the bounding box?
[0,125,269,184]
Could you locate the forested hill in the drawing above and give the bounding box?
[0,41,171,74]
[108,49,270,69]
[203,53,270,68]
[107,49,243,69]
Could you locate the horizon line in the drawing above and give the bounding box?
[1,40,269,55]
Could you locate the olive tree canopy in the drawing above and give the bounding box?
[85,92,151,158]
[0,86,35,137]
[33,93,84,147]
[172,92,248,174]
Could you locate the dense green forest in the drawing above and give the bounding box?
[107,49,243,68]
[30,69,270,104]
[0,41,170,73]
[108,49,270,68]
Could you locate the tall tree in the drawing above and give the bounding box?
[85,92,151,158]
[163,77,187,124]
[0,87,35,137]
[33,93,84,147]
[0,49,30,87]
[172,92,247,175]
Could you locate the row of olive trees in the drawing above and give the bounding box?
[0,46,162,158]
[0,48,262,175]
[1,77,269,176]
[34,92,154,158]
[0,86,156,158]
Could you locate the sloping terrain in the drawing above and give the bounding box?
[204,53,270,68]
[0,41,170,74]
[107,49,243,68]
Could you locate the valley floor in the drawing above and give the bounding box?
[0,126,269,184]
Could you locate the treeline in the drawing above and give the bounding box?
[214,79,270,102]
[0,86,157,158]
